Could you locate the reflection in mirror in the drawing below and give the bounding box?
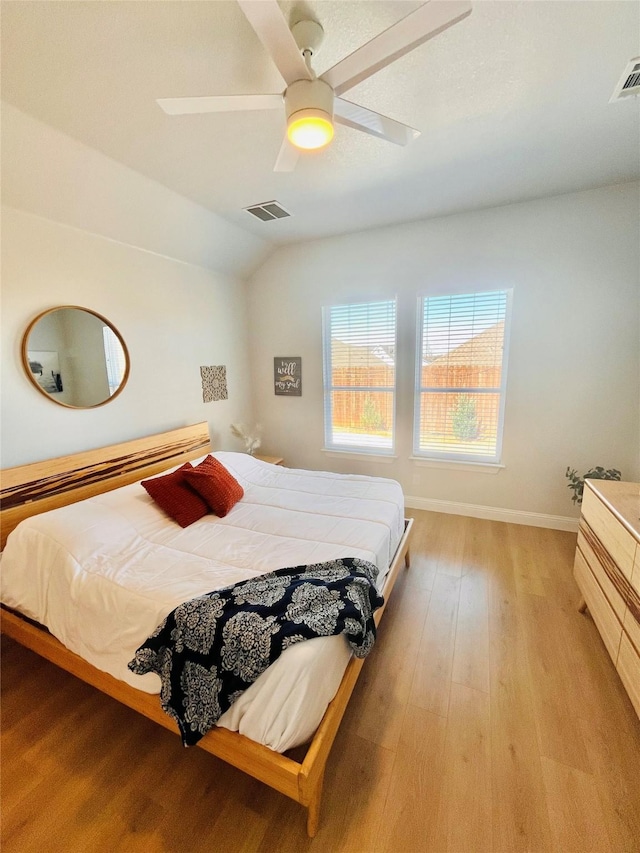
[22,306,130,408]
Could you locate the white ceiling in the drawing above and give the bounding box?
[2,0,639,246]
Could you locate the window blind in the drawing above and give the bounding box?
[414,290,511,463]
[103,326,126,396]
[323,299,397,453]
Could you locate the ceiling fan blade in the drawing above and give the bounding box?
[334,99,420,146]
[273,137,299,172]
[237,0,312,86]
[321,0,472,97]
[157,94,282,115]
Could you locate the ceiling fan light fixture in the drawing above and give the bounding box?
[158,2,472,171]
[284,78,334,150]
[287,108,334,150]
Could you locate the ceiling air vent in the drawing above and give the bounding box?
[610,56,640,102]
[244,201,292,222]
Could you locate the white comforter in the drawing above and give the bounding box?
[1,453,404,751]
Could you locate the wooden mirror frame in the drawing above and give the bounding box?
[21,306,130,409]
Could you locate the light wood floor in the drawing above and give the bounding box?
[2,510,640,853]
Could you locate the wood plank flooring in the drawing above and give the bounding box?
[2,510,640,852]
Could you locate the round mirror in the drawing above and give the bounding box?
[22,306,130,409]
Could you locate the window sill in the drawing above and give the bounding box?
[322,448,397,464]
[410,457,504,474]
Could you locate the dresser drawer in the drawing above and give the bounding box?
[623,605,640,666]
[616,632,640,718]
[633,547,640,598]
[622,551,640,654]
[574,547,623,663]
[582,485,636,583]
[576,527,627,623]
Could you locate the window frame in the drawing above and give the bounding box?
[322,298,398,456]
[412,289,513,464]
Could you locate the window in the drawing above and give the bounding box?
[102,325,127,396]
[414,290,511,463]
[323,299,397,454]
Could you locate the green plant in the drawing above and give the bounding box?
[361,396,386,432]
[565,466,622,504]
[452,394,481,441]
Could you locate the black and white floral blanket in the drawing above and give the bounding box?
[128,557,384,746]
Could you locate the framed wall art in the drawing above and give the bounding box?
[200,365,228,403]
[274,357,301,396]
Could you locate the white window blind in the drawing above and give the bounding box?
[414,290,511,463]
[102,326,126,396]
[323,299,397,453]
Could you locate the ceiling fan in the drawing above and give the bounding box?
[157,0,472,172]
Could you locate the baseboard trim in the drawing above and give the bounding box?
[404,495,579,532]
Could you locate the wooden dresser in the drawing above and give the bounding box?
[574,479,640,717]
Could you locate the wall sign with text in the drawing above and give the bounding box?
[274,357,302,396]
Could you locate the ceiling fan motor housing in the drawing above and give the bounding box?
[284,78,334,124]
[291,19,325,56]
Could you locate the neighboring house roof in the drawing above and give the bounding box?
[332,339,394,368]
[424,321,505,367]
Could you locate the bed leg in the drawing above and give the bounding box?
[405,548,410,568]
[306,772,325,838]
[577,597,588,613]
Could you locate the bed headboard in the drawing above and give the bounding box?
[0,422,211,549]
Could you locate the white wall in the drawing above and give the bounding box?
[246,183,640,522]
[1,207,255,467]
[1,103,271,279]
[1,105,268,467]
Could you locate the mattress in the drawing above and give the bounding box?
[1,452,404,752]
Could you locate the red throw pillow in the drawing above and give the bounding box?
[184,455,244,518]
[141,463,209,528]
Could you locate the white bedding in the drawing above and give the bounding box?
[1,452,404,752]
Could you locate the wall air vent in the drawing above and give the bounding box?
[244,201,292,221]
[610,56,640,102]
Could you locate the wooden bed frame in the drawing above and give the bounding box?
[0,422,413,837]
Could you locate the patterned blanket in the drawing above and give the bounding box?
[128,557,384,746]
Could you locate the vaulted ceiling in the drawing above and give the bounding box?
[2,0,639,245]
